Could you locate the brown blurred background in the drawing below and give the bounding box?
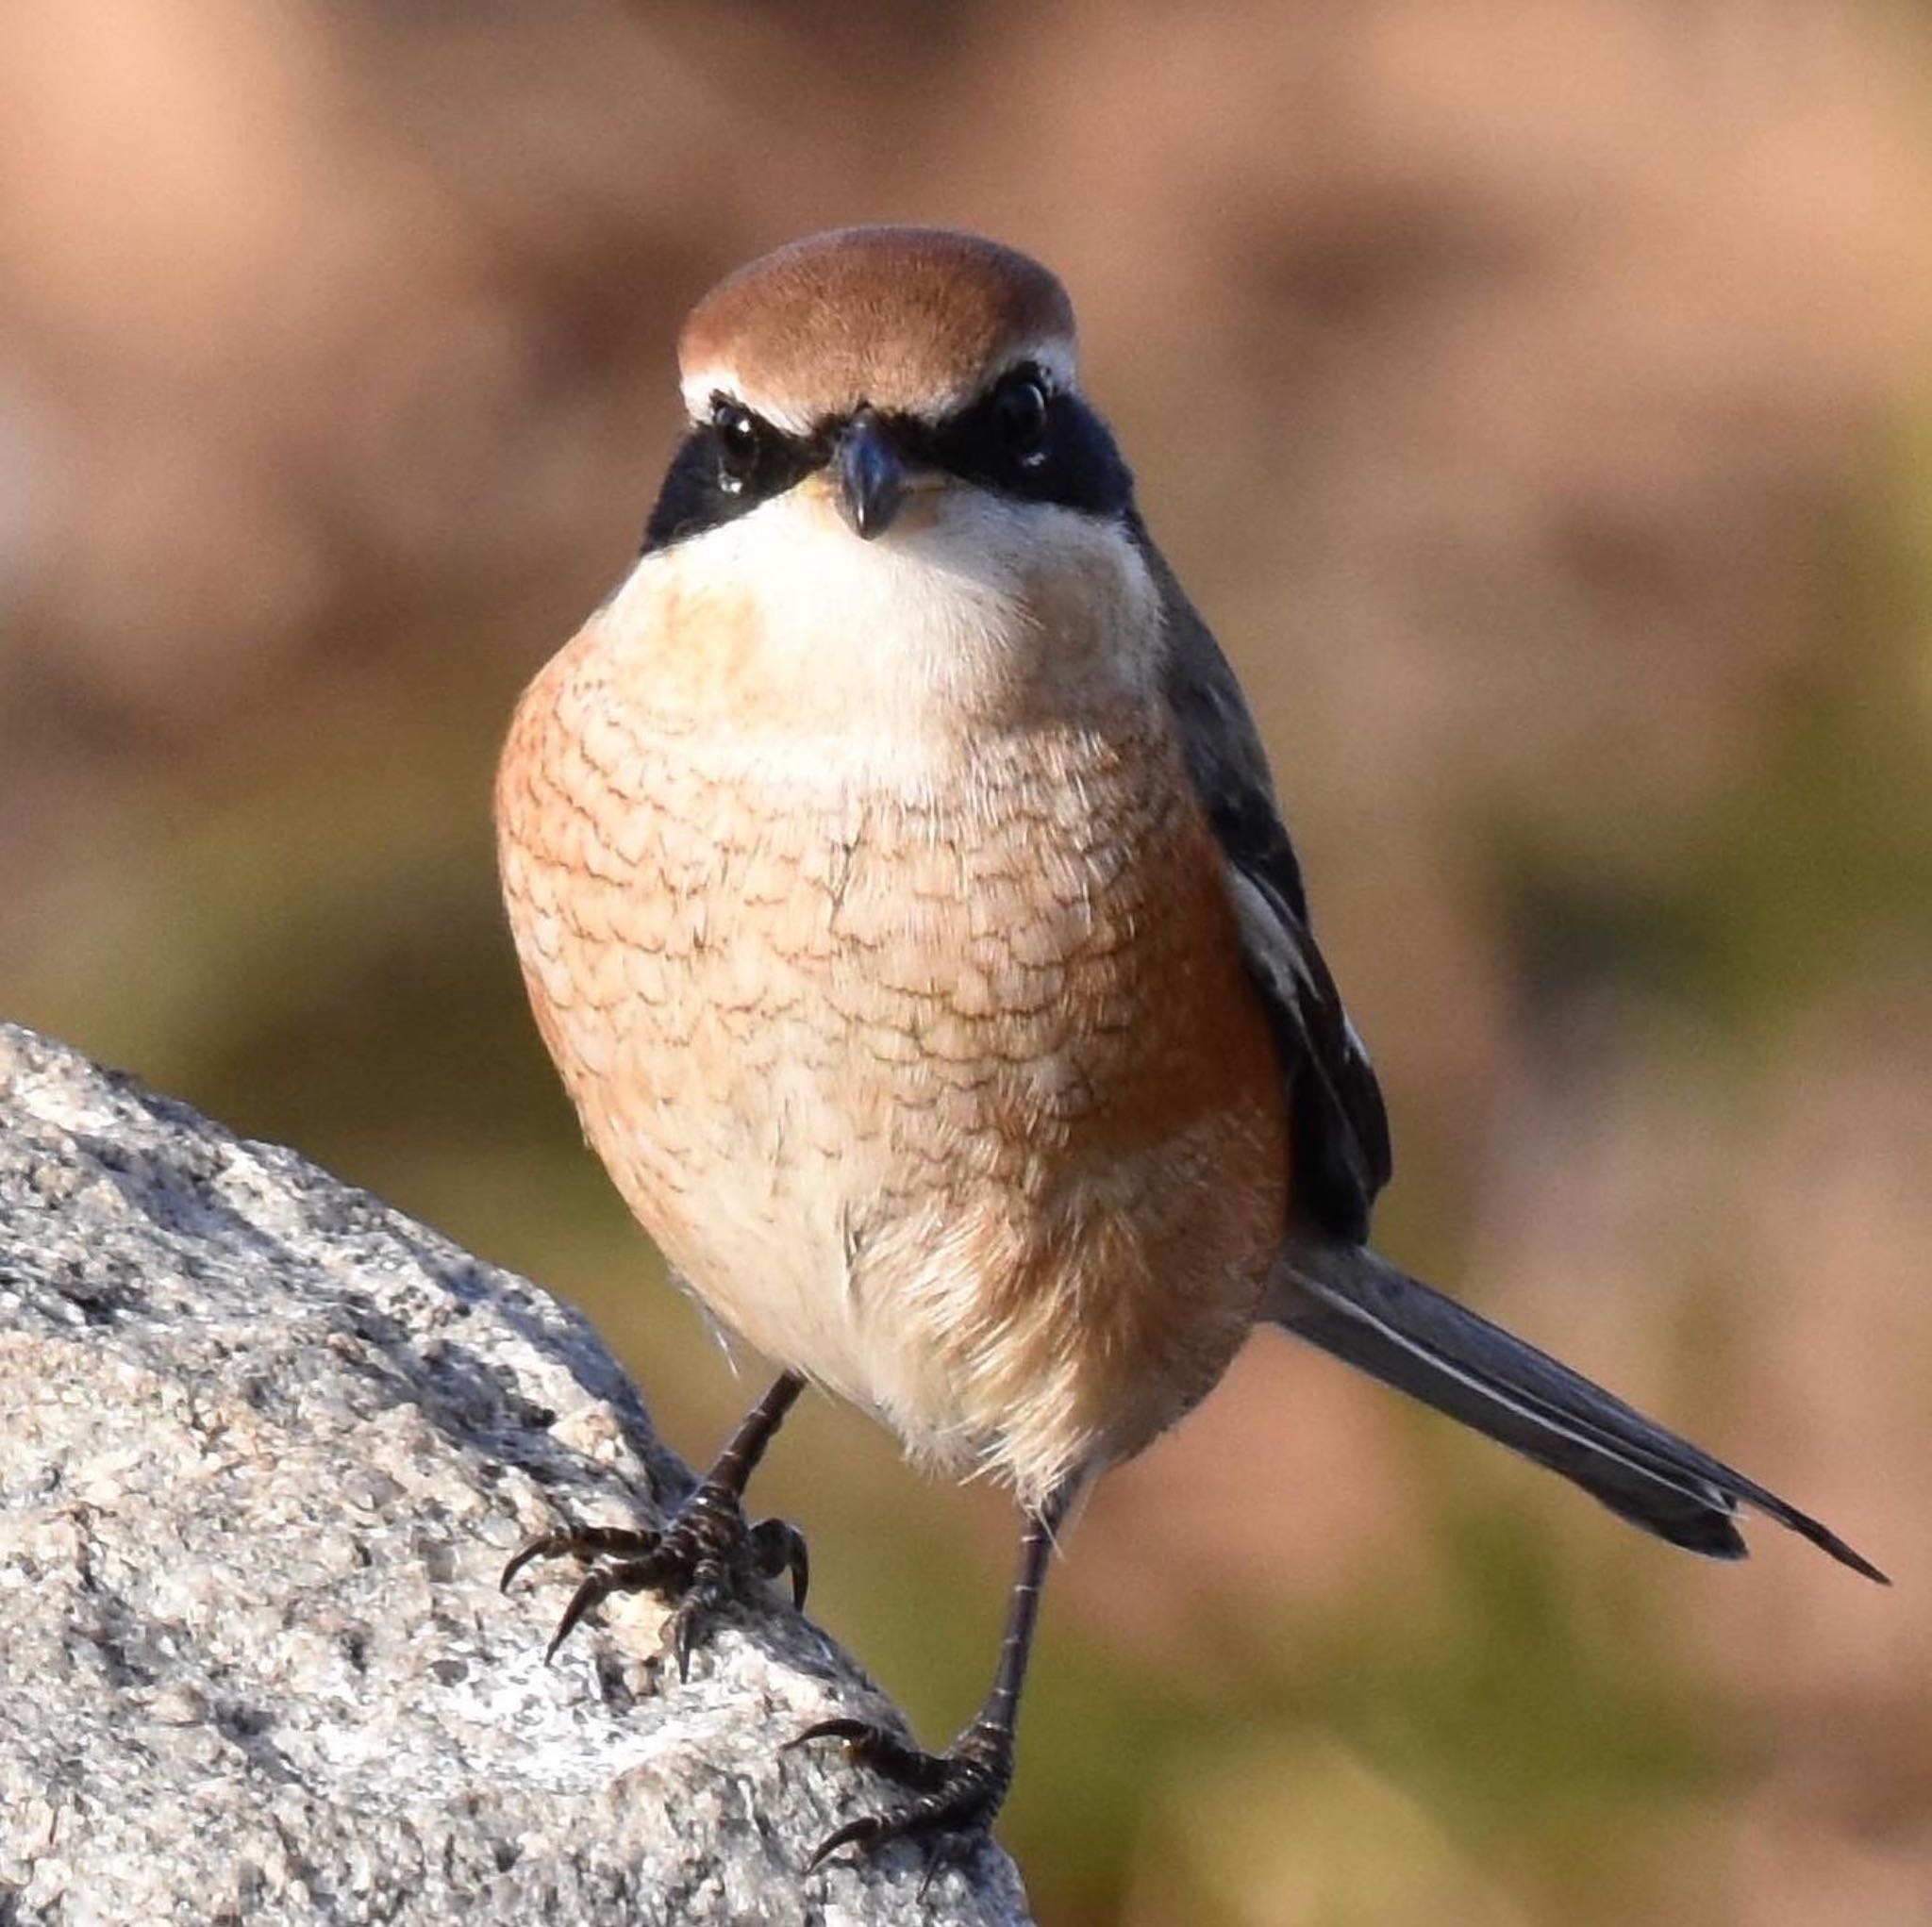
[4,3,1929,1920]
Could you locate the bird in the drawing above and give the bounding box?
[494,224,1884,1872]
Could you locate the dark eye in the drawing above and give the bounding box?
[711,398,763,492]
[989,372,1050,466]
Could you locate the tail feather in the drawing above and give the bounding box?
[1268,1247,1887,1584]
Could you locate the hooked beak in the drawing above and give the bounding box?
[832,408,906,540]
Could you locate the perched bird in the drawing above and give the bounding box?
[495,225,1883,1869]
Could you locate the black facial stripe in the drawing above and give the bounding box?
[640,415,826,554]
[639,378,1135,555]
[920,385,1133,517]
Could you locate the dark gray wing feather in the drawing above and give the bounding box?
[1141,528,1883,1582]
[1141,523,1391,1242]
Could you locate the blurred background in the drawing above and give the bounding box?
[3,2,1928,1920]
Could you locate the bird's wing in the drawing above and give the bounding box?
[1142,526,1392,1243]
[1141,535,1884,1584]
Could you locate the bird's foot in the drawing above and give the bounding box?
[502,1482,808,1680]
[787,1714,1014,1878]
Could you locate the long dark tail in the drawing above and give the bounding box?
[1267,1246,1886,1583]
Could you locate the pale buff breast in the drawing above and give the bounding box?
[496,489,1290,1507]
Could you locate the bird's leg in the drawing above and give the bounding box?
[788,1482,1073,1875]
[503,1370,809,1679]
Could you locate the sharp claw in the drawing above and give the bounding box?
[543,1572,609,1663]
[507,1493,808,1684]
[785,1717,1014,1870]
[501,1535,566,1592]
[502,1524,661,1595]
[747,1517,811,1610]
[783,1717,874,1753]
[917,1838,966,1903]
[807,1817,883,1872]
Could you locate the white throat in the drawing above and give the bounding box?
[601,483,1164,767]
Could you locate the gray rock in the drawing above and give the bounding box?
[0,1024,1032,1925]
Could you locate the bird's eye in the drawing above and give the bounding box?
[990,372,1050,467]
[711,399,762,493]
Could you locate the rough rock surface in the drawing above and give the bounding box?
[0,1025,1032,1925]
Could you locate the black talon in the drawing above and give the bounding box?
[808,1817,888,1873]
[750,1516,810,1608]
[789,1717,951,1788]
[656,1559,731,1681]
[784,1716,878,1753]
[501,1372,808,1674]
[502,1523,658,1595]
[916,1833,974,1904]
[794,1718,1015,1871]
[544,1558,661,1663]
[789,1487,1074,1878]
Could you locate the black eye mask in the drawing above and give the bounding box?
[640,368,1135,555]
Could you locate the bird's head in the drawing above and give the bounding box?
[617,228,1161,736]
[644,226,1134,552]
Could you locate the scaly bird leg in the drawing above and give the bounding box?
[503,1370,808,1679]
[788,1481,1073,1877]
